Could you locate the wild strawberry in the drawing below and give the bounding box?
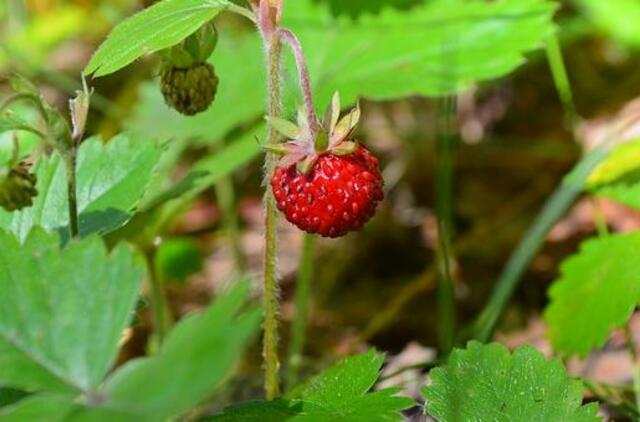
[159,23,219,116]
[267,93,384,238]
[160,63,218,116]
[0,164,37,212]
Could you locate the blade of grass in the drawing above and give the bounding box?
[435,95,457,354]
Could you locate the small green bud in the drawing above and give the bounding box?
[160,63,219,116]
[0,166,38,212]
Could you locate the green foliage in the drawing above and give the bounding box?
[212,350,413,421]
[423,341,600,421]
[0,228,145,393]
[0,278,260,421]
[85,0,230,77]
[129,0,556,143]
[156,237,203,283]
[586,139,640,210]
[544,233,640,357]
[316,0,423,19]
[288,0,557,103]
[101,279,261,419]
[572,0,640,48]
[0,135,160,241]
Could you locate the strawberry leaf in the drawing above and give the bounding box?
[544,233,640,357]
[85,0,231,77]
[423,341,600,421]
[211,350,413,421]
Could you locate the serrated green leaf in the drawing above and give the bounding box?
[287,350,384,404]
[85,0,230,77]
[212,350,413,422]
[0,228,145,393]
[544,233,640,357]
[423,341,600,422]
[101,279,261,420]
[572,0,640,48]
[0,135,161,241]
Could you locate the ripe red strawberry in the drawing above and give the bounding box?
[271,145,383,238]
[267,93,384,238]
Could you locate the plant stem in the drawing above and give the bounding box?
[144,248,172,346]
[286,233,314,389]
[279,29,319,134]
[64,146,79,239]
[545,34,576,127]
[262,30,283,400]
[624,323,640,413]
[215,174,246,273]
[436,95,456,354]
[472,146,610,342]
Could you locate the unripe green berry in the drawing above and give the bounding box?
[0,167,38,212]
[160,63,219,116]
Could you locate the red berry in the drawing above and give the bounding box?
[271,145,384,238]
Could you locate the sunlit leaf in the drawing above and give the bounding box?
[423,341,600,421]
[85,0,230,77]
[212,350,413,421]
[0,228,144,393]
[544,233,640,357]
[0,135,161,241]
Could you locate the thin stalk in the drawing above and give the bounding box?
[64,146,79,238]
[545,34,576,127]
[583,378,639,419]
[278,28,319,134]
[472,146,610,342]
[435,95,456,354]
[262,31,283,400]
[286,233,314,389]
[624,323,640,413]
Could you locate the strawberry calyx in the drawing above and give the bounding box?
[263,92,361,174]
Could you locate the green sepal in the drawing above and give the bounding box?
[314,129,329,152]
[332,140,358,156]
[265,116,300,139]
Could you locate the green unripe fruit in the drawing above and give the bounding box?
[0,167,38,212]
[160,63,219,116]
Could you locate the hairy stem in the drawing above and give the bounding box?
[262,31,283,400]
[436,95,456,354]
[278,28,319,134]
[286,233,314,389]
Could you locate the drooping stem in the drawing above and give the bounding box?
[435,95,457,354]
[262,29,283,400]
[278,28,319,134]
[286,233,314,389]
[624,323,640,413]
